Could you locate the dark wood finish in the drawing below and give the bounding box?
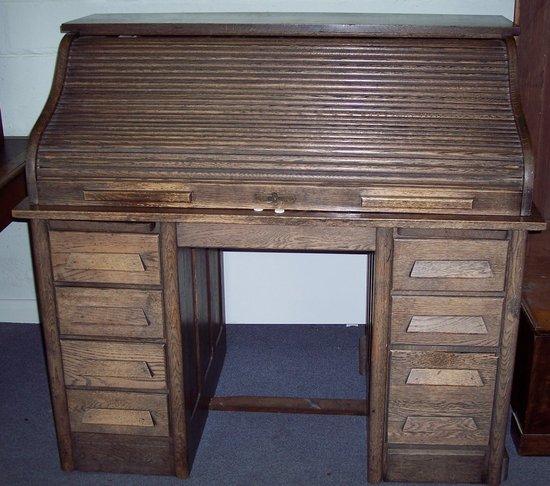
[387,350,497,446]
[505,38,535,216]
[14,201,546,231]
[30,33,530,217]
[29,220,74,470]
[487,230,527,485]
[60,340,167,390]
[26,35,74,203]
[159,223,188,478]
[56,287,165,339]
[0,137,28,231]
[73,433,174,476]
[512,410,550,455]
[16,14,544,484]
[208,396,367,416]
[49,230,161,285]
[177,246,226,469]
[177,221,376,251]
[516,0,550,219]
[368,227,393,483]
[386,448,486,483]
[511,230,550,455]
[61,13,518,38]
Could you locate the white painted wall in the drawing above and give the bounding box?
[0,0,514,324]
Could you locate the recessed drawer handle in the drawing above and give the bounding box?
[72,305,151,327]
[361,196,474,210]
[83,360,155,379]
[406,368,483,386]
[83,190,192,204]
[81,408,154,427]
[402,416,478,433]
[65,253,146,272]
[407,316,488,335]
[410,260,493,278]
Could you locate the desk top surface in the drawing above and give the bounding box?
[61,13,518,38]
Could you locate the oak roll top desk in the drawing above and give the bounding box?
[13,13,546,485]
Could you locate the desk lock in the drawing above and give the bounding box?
[254,192,296,206]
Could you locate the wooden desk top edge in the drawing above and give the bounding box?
[12,198,546,231]
[61,12,519,38]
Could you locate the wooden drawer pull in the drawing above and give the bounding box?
[72,306,151,327]
[410,260,493,279]
[65,253,146,272]
[406,368,483,386]
[407,316,488,335]
[361,196,474,210]
[81,408,154,427]
[82,360,155,379]
[84,190,192,204]
[402,416,478,433]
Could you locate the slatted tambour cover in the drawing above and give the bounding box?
[34,35,527,215]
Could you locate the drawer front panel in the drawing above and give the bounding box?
[56,287,164,339]
[61,340,166,390]
[393,238,509,292]
[391,296,504,347]
[37,180,522,216]
[67,390,169,437]
[49,231,160,285]
[388,350,497,446]
[73,433,174,475]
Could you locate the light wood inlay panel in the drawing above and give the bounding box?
[81,408,154,428]
[410,260,493,278]
[56,287,164,339]
[391,295,503,346]
[408,316,488,334]
[393,238,509,291]
[402,416,478,434]
[49,231,160,285]
[406,368,483,386]
[67,389,169,436]
[388,350,497,446]
[61,340,166,390]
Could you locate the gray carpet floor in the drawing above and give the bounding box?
[1,323,549,485]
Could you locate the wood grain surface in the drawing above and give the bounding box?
[60,13,519,38]
[27,34,528,216]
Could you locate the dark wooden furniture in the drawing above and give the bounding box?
[0,136,28,232]
[14,13,546,484]
[512,230,550,454]
[509,0,550,456]
[516,0,550,220]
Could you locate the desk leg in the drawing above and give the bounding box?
[487,230,527,485]
[368,228,393,483]
[160,223,189,478]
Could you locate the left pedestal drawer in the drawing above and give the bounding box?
[56,287,164,339]
[49,230,160,285]
[67,389,169,437]
[60,340,167,390]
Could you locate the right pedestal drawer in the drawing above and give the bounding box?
[393,238,509,292]
[387,350,498,446]
[391,295,504,347]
